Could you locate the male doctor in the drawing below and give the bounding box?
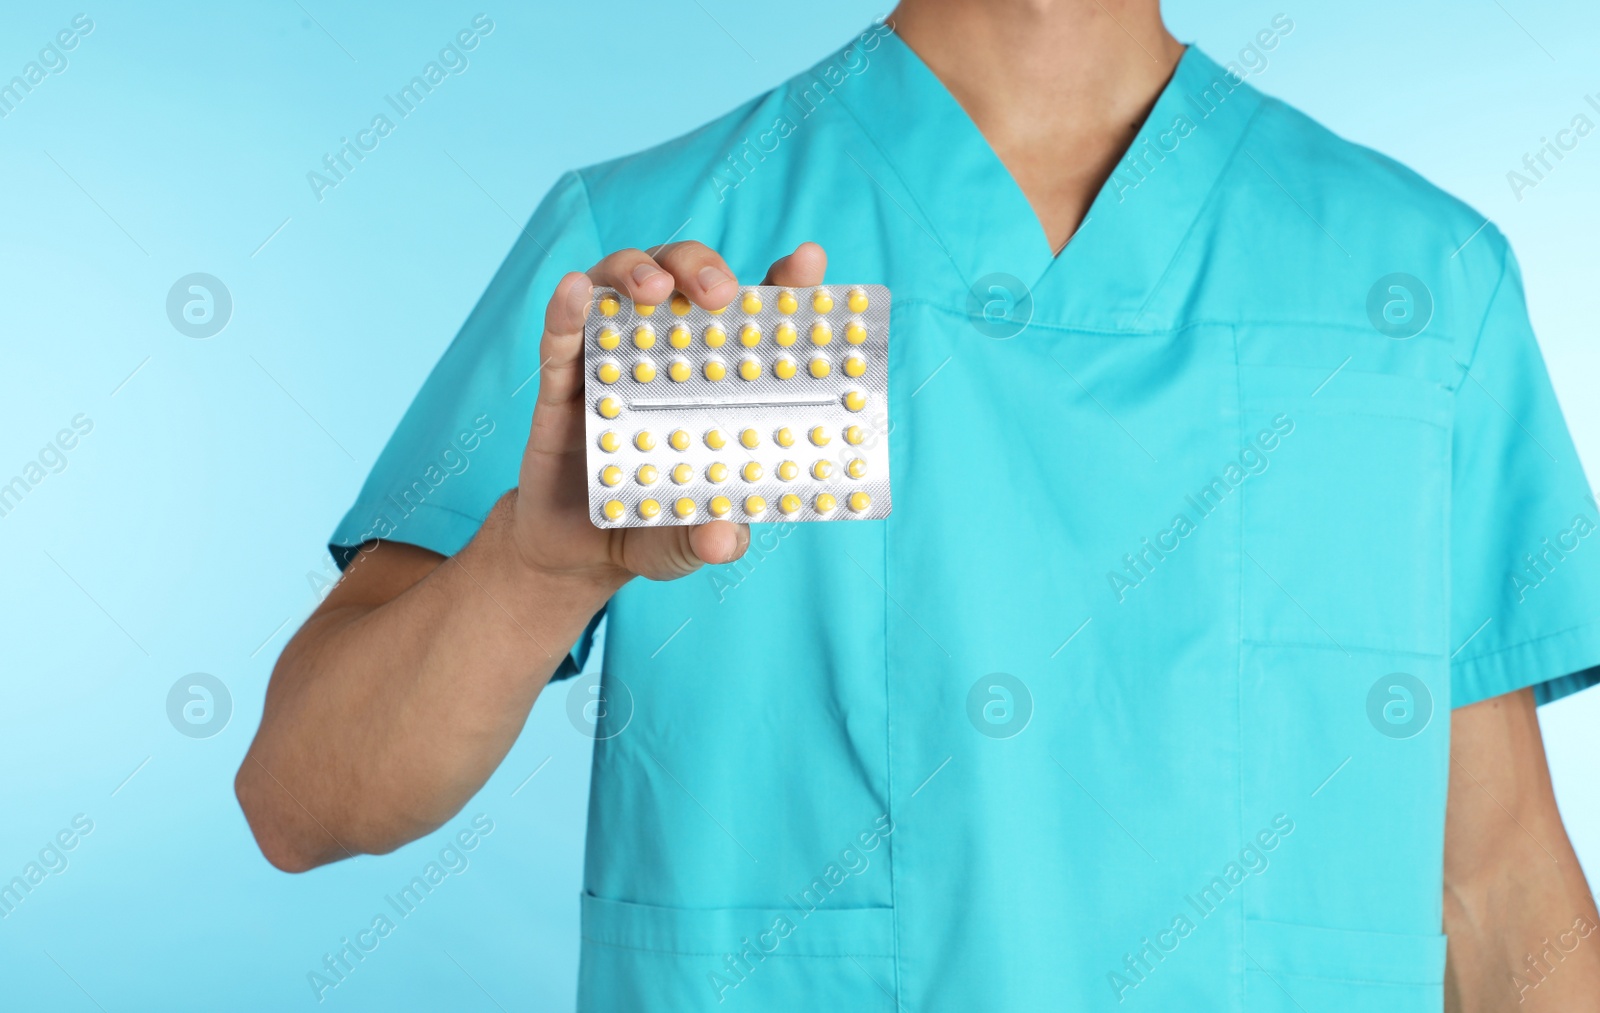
[238,1,1600,1009]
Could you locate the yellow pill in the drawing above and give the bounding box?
[741,290,762,314]
[709,495,732,518]
[705,360,727,381]
[777,460,799,481]
[639,498,661,519]
[603,499,625,521]
[669,325,692,349]
[597,397,621,419]
[669,293,692,316]
[844,355,867,378]
[844,390,866,412]
[636,304,656,317]
[598,295,620,317]
[707,302,727,315]
[742,461,764,482]
[598,327,621,350]
[775,427,795,448]
[810,357,831,379]
[845,424,865,445]
[740,323,762,348]
[775,357,797,380]
[811,321,833,346]
[848,288,869,313]
[777,290,798,315]
[846,458,868,479]
[815,492,838,513]
[599,431,621,453]
[705,324,727,348]
[809,425,831,446]
[669,429,691,451]
[739,358,762,381]
[674,497,696,519]
[600,465,623,486]
[634,325,655,350]
[597,362,621,384]
[634,360,657,383]
[779,493,802,515]
[848,491,871,512]
[745,494,767,517]
[637,464,659,485]
[672,463,694,485]
[740,428,760,449]
[845,322,868,345]
[775,322,797,347]
[812,460,833,480]
[707,461,729,483]
[669,360,692,383]
[706,429,727,450]
[813,289,834,313]
[634,430,656,451]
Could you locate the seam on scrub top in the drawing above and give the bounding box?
[333,500,489,559]
[1130,100,1267,331]
[579,936,895,960]
[1229,322,1248,1013]
[824,88,969,289]
[907,300,1476,350]
[1271,409,1452,432]
[878,454,903,1009]
[1452,615,1600,667]
[1457,240,1513,380]
[1244,967,1444,988]
[1204,318,1473,346]
[569,168,611,257]
[1240,638,1445,660]
[347,498,489,529]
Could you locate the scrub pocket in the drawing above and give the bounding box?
[1235,329,1455,1010]
[1237,350,1454,656]
[578,893,898,1012]
[1244,918,1448,1012]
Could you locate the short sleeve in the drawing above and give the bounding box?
[329,170,607,679]
[1450,240,1600,707]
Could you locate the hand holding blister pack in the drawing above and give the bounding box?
[584,285,892,527]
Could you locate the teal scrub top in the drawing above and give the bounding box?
[332,25,1600,1013]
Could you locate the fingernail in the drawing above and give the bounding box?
[699,266,733,292]
[632,263,666,285]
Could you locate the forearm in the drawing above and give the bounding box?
[1444,689,1600,1011]
[237,493,623,870]
[1445,818,1600,1010]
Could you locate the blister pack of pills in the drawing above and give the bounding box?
[584,284,892,528]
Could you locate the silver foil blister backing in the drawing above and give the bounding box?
[583,284,892,528]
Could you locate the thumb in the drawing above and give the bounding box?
[621,521,750,581]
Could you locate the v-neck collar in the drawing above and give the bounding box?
[832,31,1263,329]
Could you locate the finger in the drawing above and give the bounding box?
[586,248,676,306]
[762,241,827,287]
[533,271,595,410]
[653,241,738,310]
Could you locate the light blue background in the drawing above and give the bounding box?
[1,2,1596,1009]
